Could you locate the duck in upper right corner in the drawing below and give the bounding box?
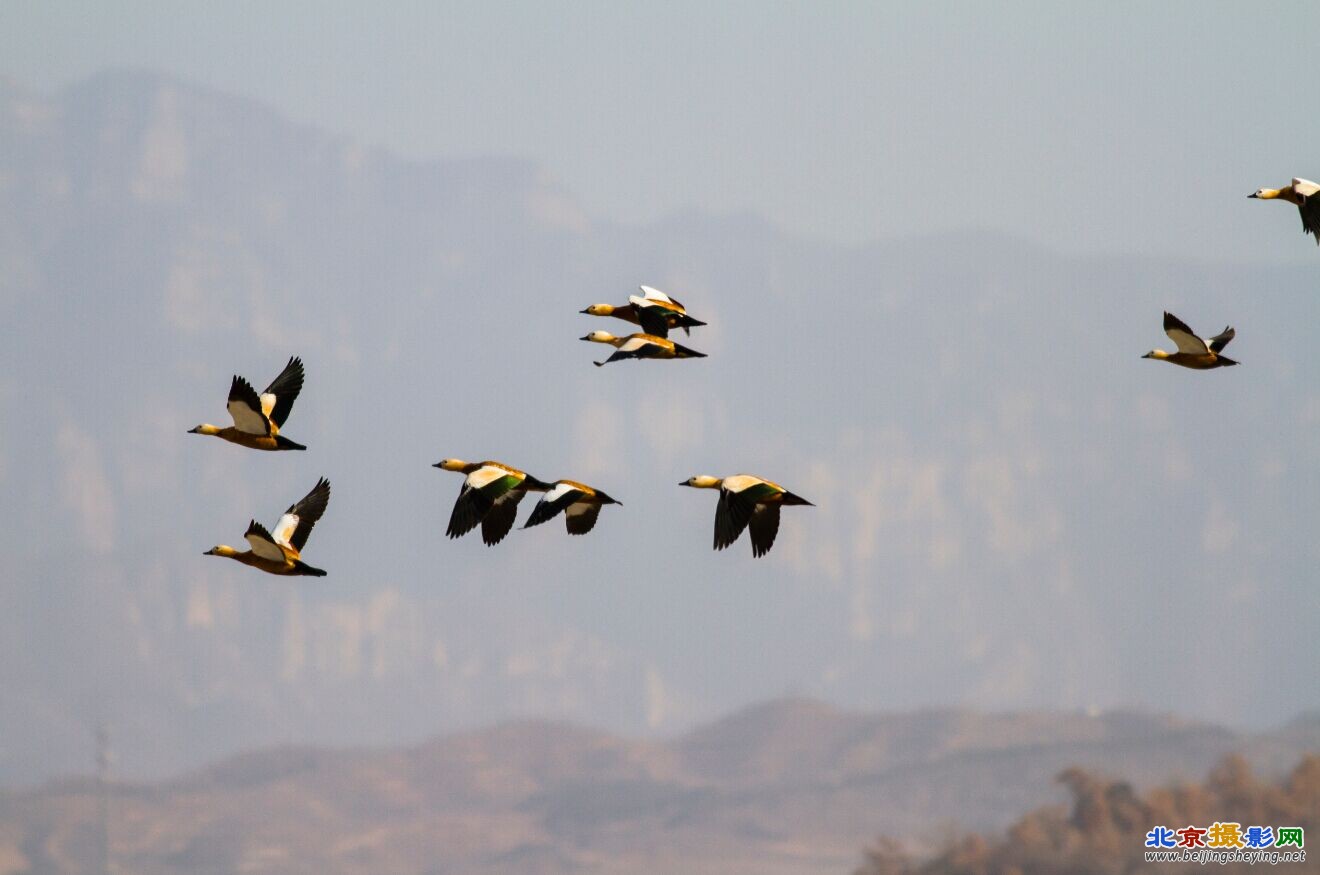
[1249,178,1320,245]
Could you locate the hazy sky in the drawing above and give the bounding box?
[5,1,1320,257]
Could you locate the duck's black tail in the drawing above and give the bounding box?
[781,491,814,506]
[678,316,707,335]
[1216,356,1239,367]
[276,435,307,451]
[672,343,707,359]
[293,560,327,576]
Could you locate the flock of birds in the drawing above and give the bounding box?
[189,286,810,574]
[186,176,1318,576]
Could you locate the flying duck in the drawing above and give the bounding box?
[204,477,331,576]
[580,331,707,367]
[189,356,306,450]
[580,286,706,338]
[522,479,621,535]
[680,474,814,557]
[1142,311,1238,369]
[1249,178,1320,244]
[433,459,553,545]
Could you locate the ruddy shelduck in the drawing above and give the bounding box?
[433,459,553,545]
[580,286,706,338]
[204,477,331,576]
[189,356,307,450]
[1249,178,1320,244]
[1142,312,1237,370]
[580,331,707,367]
[522,479,621,535]
[680,474,813,557]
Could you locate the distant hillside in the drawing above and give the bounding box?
[1,700,1316,875]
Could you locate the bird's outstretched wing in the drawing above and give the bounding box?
[564,501,603,535]
[1163,312,1209,355]
[524,482,583,529]
[447,482,492,538]
[1298,195,1320,244]
[714,488,757,551]
[260,356,304,428]
[244,520,288,561]
[446,466,519,538]
[481,490,526,545]
[1208,326,1235,353]
[272,477,331,554]
[639,285,683,308]
[227,376,271,435]
[748,503,782,558]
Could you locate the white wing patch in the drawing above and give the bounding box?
[260,392,277,417]
[1293,178,1320,197]
[1165,327,1210,356]
[246,530,287,562]
[638,285,673,303]
[619,336,655,353]
[630,294,678,312]
[227,398,270,435]
[271,512,299,550]
[722,474,768,494]
[544,482,578,503]
[468,465,512,489]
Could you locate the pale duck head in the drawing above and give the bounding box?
[433,458,470,472]
[580,304,615,316]
[204,545,237,557]
[1248,187,1281,199]
[679,475,723,489]
[580,330,617,344]
[1142,349,1170,360]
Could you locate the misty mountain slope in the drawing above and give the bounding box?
[0,699,1314,875]
[0,70,1317,785]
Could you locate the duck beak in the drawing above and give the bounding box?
[678,481,690,487]
[1248,192,1258,198]
[432,462,443,468]
[580,335,593,341]
[1141,352,1153,359]
[187,426,200,433]
[579,308,591,315]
